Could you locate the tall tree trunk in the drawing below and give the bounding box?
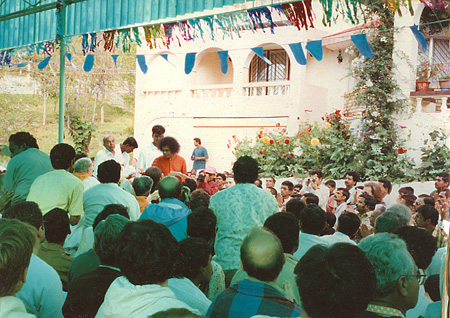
[43,92,48,125]
[101,105,104,124]
[92,91,98,123]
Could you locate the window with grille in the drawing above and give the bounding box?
[248,49,291,96]
[418,39,450,78]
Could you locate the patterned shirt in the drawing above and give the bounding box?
[432,225,448,248]
[209,183,278,270]
[207,278,302,318]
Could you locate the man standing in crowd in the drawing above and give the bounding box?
[137,125,165,173]
[431,172,449,201]
[94,135,116,176]
[114,137,138,170]
[4,132,53,203]
[344,171,359,205]
[415,204,448,248]
[265,176,276,188]
[152,136,187,177]
[334,187,350,220]
[209,156,278,286]
[27,143,84,226]
[191,138,208,171]
[303,169,329,210]
[280,181,294,207]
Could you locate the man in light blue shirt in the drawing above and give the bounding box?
[294,204,327,260]
[191,138,208,171]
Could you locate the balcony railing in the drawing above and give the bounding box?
[191,84,234,98]
[243,81,291,96]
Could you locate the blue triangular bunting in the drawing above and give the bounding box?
[410,25,427,53]
[160,54,169,61]
[65,53,72,63]
[289,43,307,65]
[305,40,323,61]
[251,47,272,65]
[136,55,148,74]
[217,51,229,74]
[351,34,373,58]
[185,53,196,74]
[38,56,51,70]
[83,54,94,72]
[111,55,119,71]
[17,61,31,68]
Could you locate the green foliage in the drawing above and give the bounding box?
[0,94,37,143]
[419,129,450,180]
[67,112,97,153]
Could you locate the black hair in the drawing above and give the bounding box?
[394,226,437,270]
[264,212,300,254]
[302,193,319,205]
[152,125,166,136]
[193,138,201,144]
[158,136,180,154]
[360,193,376,211]
[325,212,336,228]
[43,208,70,244]
[281,180,294,191]
[187,207,217,243]
[189,189,210,211]
[336,187,350,201]
[254,179,263,188]
[338,213,361,238]
[378,178,392,194]
[399,187,417,207]
[299,204,326,235]
[437,172,450,184]
[424,275,441,302]
[233,156,258,184]
[183,178,197,193]
[309,169,323,179]
[285,199,306,221]
[9,131,39,149]
[144,166,162,193]
[3,201,43,230]
[175,238,211,281]
[93,204,130,230]
[97,160,121,184]
[216,173,226,181]
[123,137,138,148]
[50,143,76,170]
[132,176,153,197]
[417,204,439,226]
[418,194,435,206]
[345,171,360,183]
[295,243,376,318]
[74,152,88,162]
[117,219,179,285]
[293,184,303,190]
[324,180,336,188]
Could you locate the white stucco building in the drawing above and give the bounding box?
[134,0,450,171]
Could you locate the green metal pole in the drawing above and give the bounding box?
[58,1,66,144]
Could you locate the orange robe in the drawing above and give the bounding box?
[152,154,187,177]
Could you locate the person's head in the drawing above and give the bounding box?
[144,166,163,193]
[3,201,43,232]
[158,137,180,158]
[397,187,417,208]
[149,308,205,318]
[152,125,166,145]
[187,207,217,244]
[233,156,259,184]
[337,212,361,239]
[322,212,336,235]
[94,214,129,267]
[301,193,319,205]
[415,204,439,229]
[358,233,419,312]
[122,137,138,153]
[240,227,285,282]
[73,157,94,175]
[265,176,276,188]
[183,178,197,193]
[285,199,306,222]
[254,179,262,188]
[266,187,278,198]
[414,194,435,211]
[50,143,76,170]
[97,160,121,184]
[189,189,210,211]
[117,219,179,285]
[204,166,216,183]
[374,205,411,234]
[193,138,201,147]
[264,212,300,255]
[176,238,212,286]
[435,172,450,191]
[324,180,336,194]
[295,243,376,318]
[293,184,302,194]
[335,187,350,204]
[102,135,115,153]
[215,173,226,188]
[299,204,326,235]
[0,218,35,297]
[309,169,323,187]
[394,226,437,270]
[344,171,360,189]
[356,193,376,214]
[8,132,38,157]
[93,204,130,230]
[159,176,182,200]
[378,178,392,196]
[43,208,71,244]
[438,189,450,206]
[132,176,153,197]
[280,180,294,198]
[363,182,384,203]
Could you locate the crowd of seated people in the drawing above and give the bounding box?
[0,131,449,318]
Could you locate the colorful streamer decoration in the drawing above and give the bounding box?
[185,53,196,74]
[281,1,315,31]
[116,29,133,53]
[111,55,119,71]
[351,34,373,58]
[133,28,142,47]
[289,43,307,65]
[103,31,116,52]
[217,51,229,74]
[305,40,323,61]
[410,25,427,53]
[83,54,94,72]
[38,56,52,69]
[251,47,272,65]
[136,55,148,74]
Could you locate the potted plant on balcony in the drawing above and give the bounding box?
[439,74,450,90]
[416,60,443,92]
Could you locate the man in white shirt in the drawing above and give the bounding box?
[379,178,395,207]
[294,204,327,260]
[344,171,360,205]
[334,187,349,221]
[94,135,116,177]
[114,137,138,170]
[303,169,329,211]
[321,212,360,246]
[136,125,165,174]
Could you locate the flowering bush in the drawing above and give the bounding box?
[419,129,450,179]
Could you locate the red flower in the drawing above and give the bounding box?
[259,150,264,155]
[297,132,302,137]
[269,139,274,144]
[282,151,285,154]
[283,155,286,158]
[297,117,300,120]
[257,134,262,138]
[281,128,286,133]
[284,139,290,145]
[276,123,281,127]
[265,160,268,163]
[232,135,236,139]
[399,125,407,129]
[397,147,407,154]
[227,145,230,149]
[290,153,294,157]
[306,126,312,133]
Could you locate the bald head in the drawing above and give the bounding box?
[240,227,285,282]
[158,176,182,200]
